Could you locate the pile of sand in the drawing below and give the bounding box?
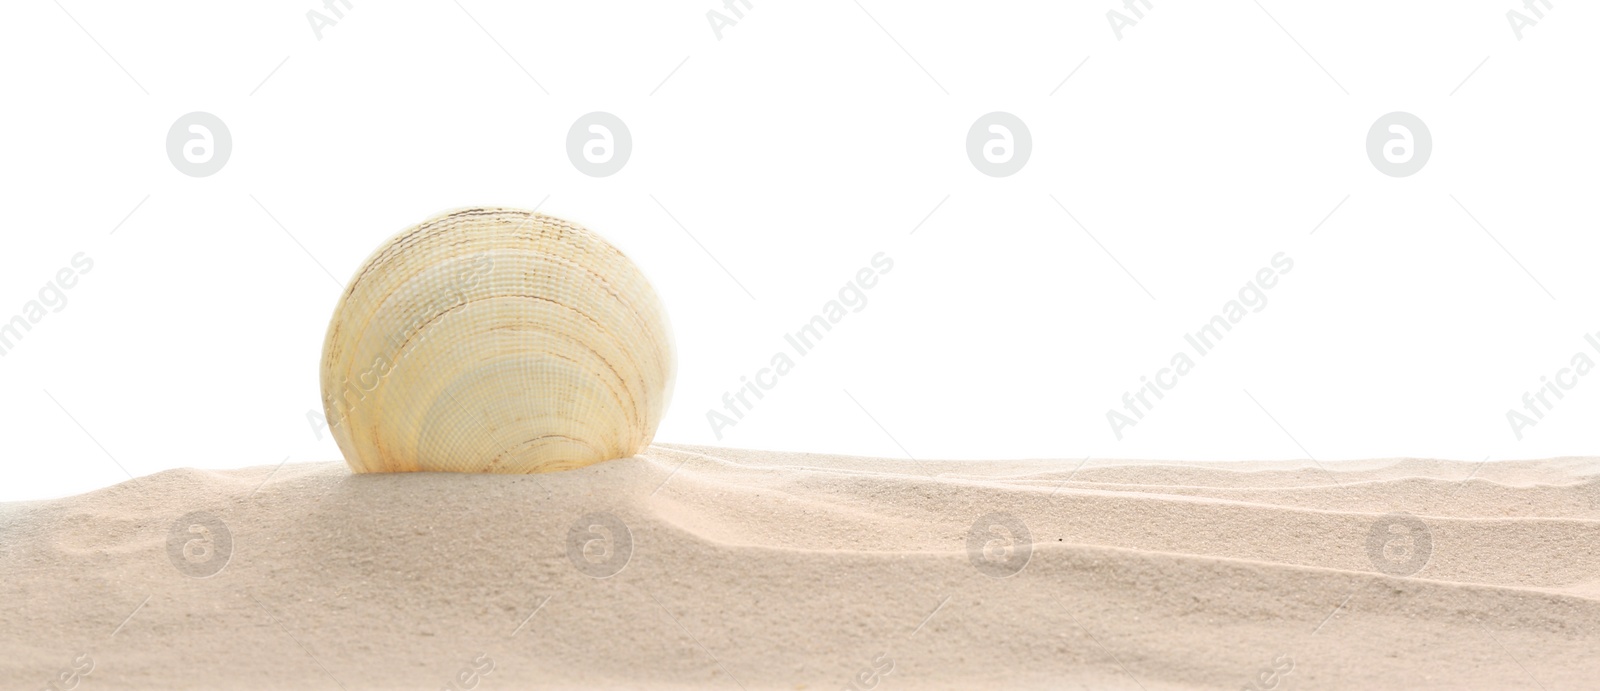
[3,445,1597,689]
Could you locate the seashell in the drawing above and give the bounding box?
[320,207,675,474]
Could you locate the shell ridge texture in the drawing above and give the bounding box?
[320,207,675,474]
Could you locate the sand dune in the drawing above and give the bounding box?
[3,446,1597,690]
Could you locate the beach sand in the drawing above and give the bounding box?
[3,445,1597,690]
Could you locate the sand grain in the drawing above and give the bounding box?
[2,446,1597,689]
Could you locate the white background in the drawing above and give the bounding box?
[1,1,1595,501]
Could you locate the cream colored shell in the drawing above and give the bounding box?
[320,208,675,473]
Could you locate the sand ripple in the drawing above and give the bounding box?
[2,447,1596,690]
